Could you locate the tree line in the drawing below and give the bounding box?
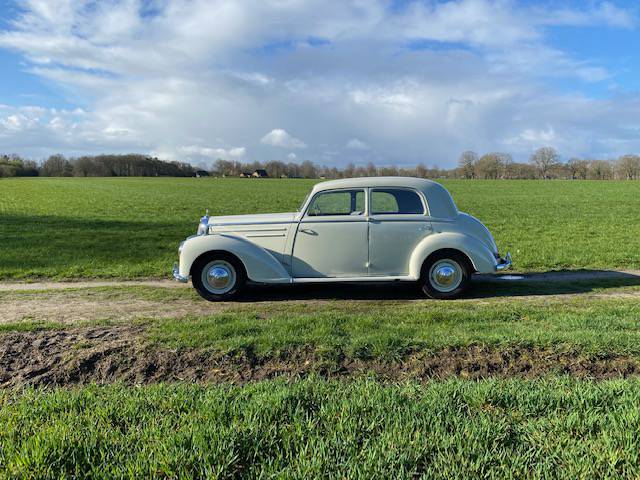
[0,154,195,178]
[456,148,640,180]
[2,147,640,180]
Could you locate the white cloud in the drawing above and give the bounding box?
[0,0,638,165]
[346,138,369,150]
[260,129,307,149]
[0,114,37,132]
[287,152,297,160]
[536,2,635,29]
[180,145,246,159]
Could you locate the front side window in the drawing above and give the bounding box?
[307,190,365,216]
[371,189,424,215]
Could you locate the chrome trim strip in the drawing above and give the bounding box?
[245,233,287,238]
[209,220,296,226]
[220,227,288,232]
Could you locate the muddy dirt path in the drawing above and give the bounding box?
[2,270,640,325]
[2,325,639,388]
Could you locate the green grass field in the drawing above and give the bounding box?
[2,378,640,479]
[1,177,640,278]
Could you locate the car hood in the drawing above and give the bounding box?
[208,212,298,226]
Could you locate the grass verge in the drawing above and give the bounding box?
[148,294,640,359]
[1,378,640,478]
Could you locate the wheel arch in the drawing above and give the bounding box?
[178,234,292,283]
[419,248,474,279]
[190,250,247,278]
[409,232,497,278]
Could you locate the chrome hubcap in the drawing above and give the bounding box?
[429,259,462,293]
[202,260,236,294]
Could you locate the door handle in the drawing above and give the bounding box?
[299,228,317,235]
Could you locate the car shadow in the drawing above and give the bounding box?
[238,270,640,301]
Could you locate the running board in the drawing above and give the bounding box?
[292,276,417,283]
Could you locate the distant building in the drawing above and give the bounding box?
[195,170,209,178]
[252,169,269,178]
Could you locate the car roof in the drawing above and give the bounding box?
[310,176,458,218]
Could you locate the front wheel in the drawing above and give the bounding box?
[419,252,471,299]
[192,253,247,301]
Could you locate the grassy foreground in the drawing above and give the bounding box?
[2,177,640,278]
[2,378,640,478]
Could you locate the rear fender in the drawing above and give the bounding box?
[178,234,291,283]
[409,232,497,277]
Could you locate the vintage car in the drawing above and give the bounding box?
[173,177,511,300]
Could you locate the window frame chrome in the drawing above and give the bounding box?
[368,186,429,217]
[302,187,369,219]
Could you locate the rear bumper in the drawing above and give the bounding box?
[495,252,512,272]
[172,262,189,283]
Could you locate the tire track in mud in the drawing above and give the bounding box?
[2,325,640,388]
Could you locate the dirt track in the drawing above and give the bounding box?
[2,325,639,388]
[2,270,640,387]
[2,270,640,326]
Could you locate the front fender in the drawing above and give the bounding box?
[409,232,498,277]
[178,234,291,283]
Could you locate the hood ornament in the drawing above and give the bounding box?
[201,208,209,224]
[197,208,210,235]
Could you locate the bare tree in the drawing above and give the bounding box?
[530,147,560,179]
[414,163,428,178]
[567,158,588,180]
[588,159,613,180]
[501,154,515,179]
[457,151,477,179]
[41,154,70,176]
[300,160,317,179]
[365,162,377,177]
[475,153,505,179]
[618,154,640,180]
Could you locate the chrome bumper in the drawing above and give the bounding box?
[495,252,512,271]
[172,262,189,283]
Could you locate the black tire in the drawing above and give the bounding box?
[191,252,247,301]
[419,251,471,299]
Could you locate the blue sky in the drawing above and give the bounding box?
[0,0,639,166]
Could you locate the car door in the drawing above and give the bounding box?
[367,188,432,276]
[292,189,368,278]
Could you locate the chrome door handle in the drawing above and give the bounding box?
[299,228,317,235]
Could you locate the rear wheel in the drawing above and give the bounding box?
[420,251,471,299]
[192,253,246,301]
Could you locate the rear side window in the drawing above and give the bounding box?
[307,190,365,216]
[371,189,424,215]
